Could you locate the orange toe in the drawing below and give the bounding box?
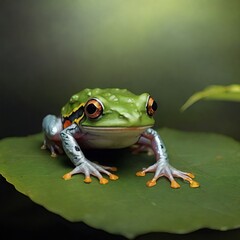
[170,180,180,189]
[146,179,157,187]
[84,177,92,183]
[63,173,72,180]
[136,171,146,177]
[109,174,119,180]
[99,178,109,185]
[187,173,195,178]
[190,180,200,188]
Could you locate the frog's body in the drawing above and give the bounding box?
[61,88,154,149]
[42,88,199,188]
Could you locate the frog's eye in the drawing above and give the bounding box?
[147,96,158,116]
[84,98,103,119]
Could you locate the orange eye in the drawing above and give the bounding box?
[84,98,103,119]
[147,96,158,116]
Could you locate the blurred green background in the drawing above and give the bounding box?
[1,0,240,139]
[0,0,240,239]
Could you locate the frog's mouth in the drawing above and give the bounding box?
[79,125,153,149]
[80,125,152,134]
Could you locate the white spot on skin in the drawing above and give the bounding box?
[109,95,118,102]
[70,95,79,103]
[104,92,111,97]
[50,127,58,135]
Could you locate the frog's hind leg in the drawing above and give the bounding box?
[41,114,63,157]
[136,128,200,188]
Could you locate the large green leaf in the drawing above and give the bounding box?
[180,84,240,111]
[0,128,239,239]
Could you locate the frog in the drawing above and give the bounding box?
[41,88,199,188]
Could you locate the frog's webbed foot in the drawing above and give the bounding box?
[63,160,119,184]
[41,138,63,158]
[61,123,119,185]
[136,128,200,188]
[136,161,200,188]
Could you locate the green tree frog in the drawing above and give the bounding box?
[41,88,199,188]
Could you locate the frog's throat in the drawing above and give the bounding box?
[79,125,153,149]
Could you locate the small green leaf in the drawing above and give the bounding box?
[0,128,240,239]
[181,84,240,111]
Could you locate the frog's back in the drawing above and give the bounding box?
[61,88,136,116]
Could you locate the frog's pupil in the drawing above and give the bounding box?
[152,101,158,111]
[86,103,97,114]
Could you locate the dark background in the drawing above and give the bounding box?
[1,0,239,239]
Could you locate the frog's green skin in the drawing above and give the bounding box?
[62,88,154,128]
[41,88,199,188]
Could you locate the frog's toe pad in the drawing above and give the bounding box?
[146,179,157,187]
[63,173,72,180]
[41,144,46,150]
[110,167,118,172]
[109,174,119,180]
[187,172,195,178]
[51,152,57,158]
[99,178,109,184]
[136,171,146,177]
[171,180,181,189]
[84,177,92,183]
[189,180,200,188]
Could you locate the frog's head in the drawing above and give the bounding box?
[61,88,157,129]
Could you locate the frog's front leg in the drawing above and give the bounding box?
[41,114,64,157]
[136,128,200,188]
[60,123,118,184]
